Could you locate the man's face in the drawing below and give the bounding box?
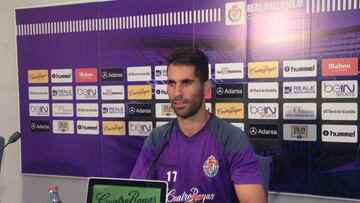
[167,64,205,119]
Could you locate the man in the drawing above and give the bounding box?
[131,48,266,203]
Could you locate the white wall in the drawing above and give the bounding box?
[0,1,76,203]
[1,0,360,203]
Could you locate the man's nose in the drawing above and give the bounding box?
[174,84,183,96]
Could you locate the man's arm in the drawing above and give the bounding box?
[234,184,266,203]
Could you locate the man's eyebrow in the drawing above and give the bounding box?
[181,79,194,83]
[167,79,194,83]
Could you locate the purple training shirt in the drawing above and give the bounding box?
[131,114,262,203]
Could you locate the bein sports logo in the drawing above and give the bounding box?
[76,86,98,100]
[29,103,49,117]
[129,121,152,136]
[248,103,278,119]
[322,81,357,98]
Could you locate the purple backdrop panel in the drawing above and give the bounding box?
[15,0,360,200]
[17,3,102,176]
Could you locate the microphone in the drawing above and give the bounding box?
[146,119,176,179]
[0,132,21,152]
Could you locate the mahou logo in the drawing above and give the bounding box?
[322,58,358,76]
[75,68,97,82]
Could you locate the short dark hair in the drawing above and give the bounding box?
[166,48,209,83]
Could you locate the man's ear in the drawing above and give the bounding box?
[204,79,212,96]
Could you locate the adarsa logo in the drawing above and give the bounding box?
[101,68,123,81]
[28,70,48,83]
[102,121,125,135]
[248,61,278,78]
[30,120,50,132]
[128,85,152,100]
[215,103,244,119]
[248,124,278,139]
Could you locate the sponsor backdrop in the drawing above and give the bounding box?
[16,0,360,200]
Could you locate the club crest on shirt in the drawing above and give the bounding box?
[203,155,219,177]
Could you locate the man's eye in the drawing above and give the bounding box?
[183,81,191,86]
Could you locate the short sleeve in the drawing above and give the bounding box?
[227,144,263,185]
